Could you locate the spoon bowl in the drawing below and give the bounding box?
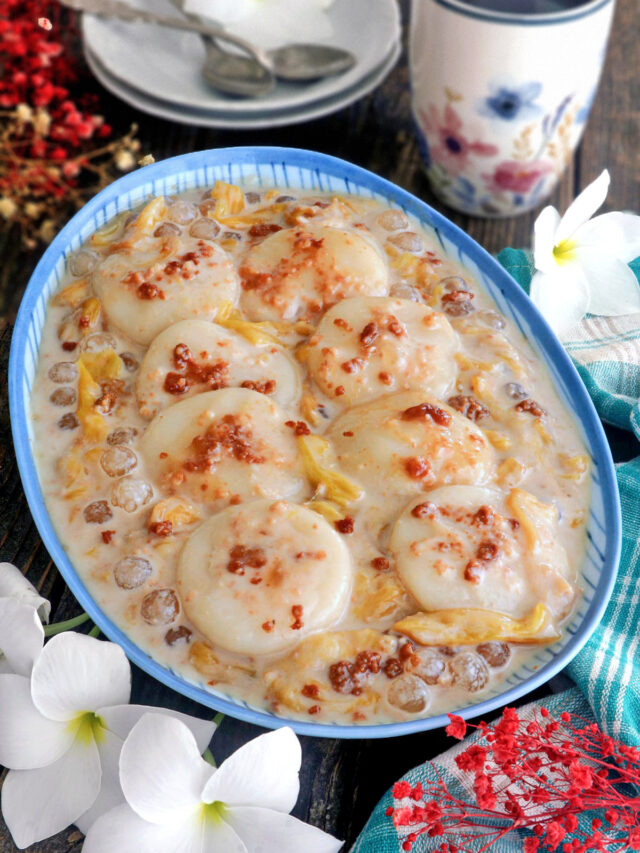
[201,41,358,97]
[269,43,356,81]
[202,39,275,97]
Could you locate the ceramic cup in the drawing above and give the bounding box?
[410,0,616,217]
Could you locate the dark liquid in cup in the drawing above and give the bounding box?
[461,0,595,12]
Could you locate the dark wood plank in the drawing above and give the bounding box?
[1,0,638,848]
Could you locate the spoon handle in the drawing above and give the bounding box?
[64,0,273,70]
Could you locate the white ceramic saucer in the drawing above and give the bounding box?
[82,0,400,116]
[84,38,401,128]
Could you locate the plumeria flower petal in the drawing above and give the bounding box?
[84,803,246,853]
[0,674,74,769]
[31,631,130,721]
[84,715,342,853]
[225,806,344,853]
[575,247,640,316]
[0,562,50,623]
[201,726,301,812]
[120,713,212,824]
[2,728,102,849]
[99,704,216,753]
[554,169,610,245]
[574,211,640,263]
[0,598,44,676]
[530,266,590,337]
[530,169,640,338]
[74,727,127,834]
[0,634,216,848]
[533,205,561,274]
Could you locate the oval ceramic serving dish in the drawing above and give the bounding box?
[9,147,621,738]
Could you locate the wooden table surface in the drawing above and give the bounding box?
[1,0,638,849]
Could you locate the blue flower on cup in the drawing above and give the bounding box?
[479,80,543,121]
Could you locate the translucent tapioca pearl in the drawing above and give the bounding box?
[83,500,113,524]
[189,218,220,240]
[476,309,505,330]
[387,674,430,713]
[100,445,137,478]
[165,625,192,646]
[387,231,425,253]
[107,427,138,446]
[244,191,261,205]
[476,641,511,668]
[154,222,181,238]
[111,476,153,513]
[449,651,489,692]
[198,199,220,217]
[50,387,76,406]
[119,352,139,372]
[443,300,475,317]
[377,210,409,231]
[504,382,529,400]
[407,649,453,686]
[68,249,99,277]
[167,201,197,225]
[440,275,472,293]
[113,555,153,589]
[141,588,179,625]
[58,413,79,431]
[80,332,118,354]
[48,362,78,384]
[389,282,423,302]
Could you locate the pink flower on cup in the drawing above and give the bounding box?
[419,104,498,175]
[484,159,554,193]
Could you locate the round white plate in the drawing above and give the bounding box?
[84,38,401,128]
[82,0,400,115]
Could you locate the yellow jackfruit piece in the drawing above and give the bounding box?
[52,278,90,308]
[75,348,124,443]
[297,434,363,507]
[149,497,200,532]
[394,603,559,646]
[215,302,281,346]
[207,181,245,219]
[304,499,344,523]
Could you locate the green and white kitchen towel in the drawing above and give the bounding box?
[352,248,640,852]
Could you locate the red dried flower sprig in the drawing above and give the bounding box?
[0,0,144,247]
[387,707,640,852]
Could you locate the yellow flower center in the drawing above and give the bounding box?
[552,238,577,266]
[68,711,106,745]
[201,801,228,825]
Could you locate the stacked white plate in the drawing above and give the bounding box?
[82,0,401,128]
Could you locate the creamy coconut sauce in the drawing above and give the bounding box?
[30,184,590,725]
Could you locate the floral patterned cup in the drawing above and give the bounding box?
[410,0,616,216]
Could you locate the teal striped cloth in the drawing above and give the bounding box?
[352,248,640,853]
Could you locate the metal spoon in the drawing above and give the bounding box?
[201,41,356,96]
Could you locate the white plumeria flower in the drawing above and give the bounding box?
[531,169,640,339]
[183,0,335,50]
[0,632,216,849]
[83,715,343,853]
[0,563,49,676]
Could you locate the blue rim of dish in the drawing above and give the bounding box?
[431,0,613,26]
[9,146,621,739]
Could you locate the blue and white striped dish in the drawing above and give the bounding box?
[9,147,621,739]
